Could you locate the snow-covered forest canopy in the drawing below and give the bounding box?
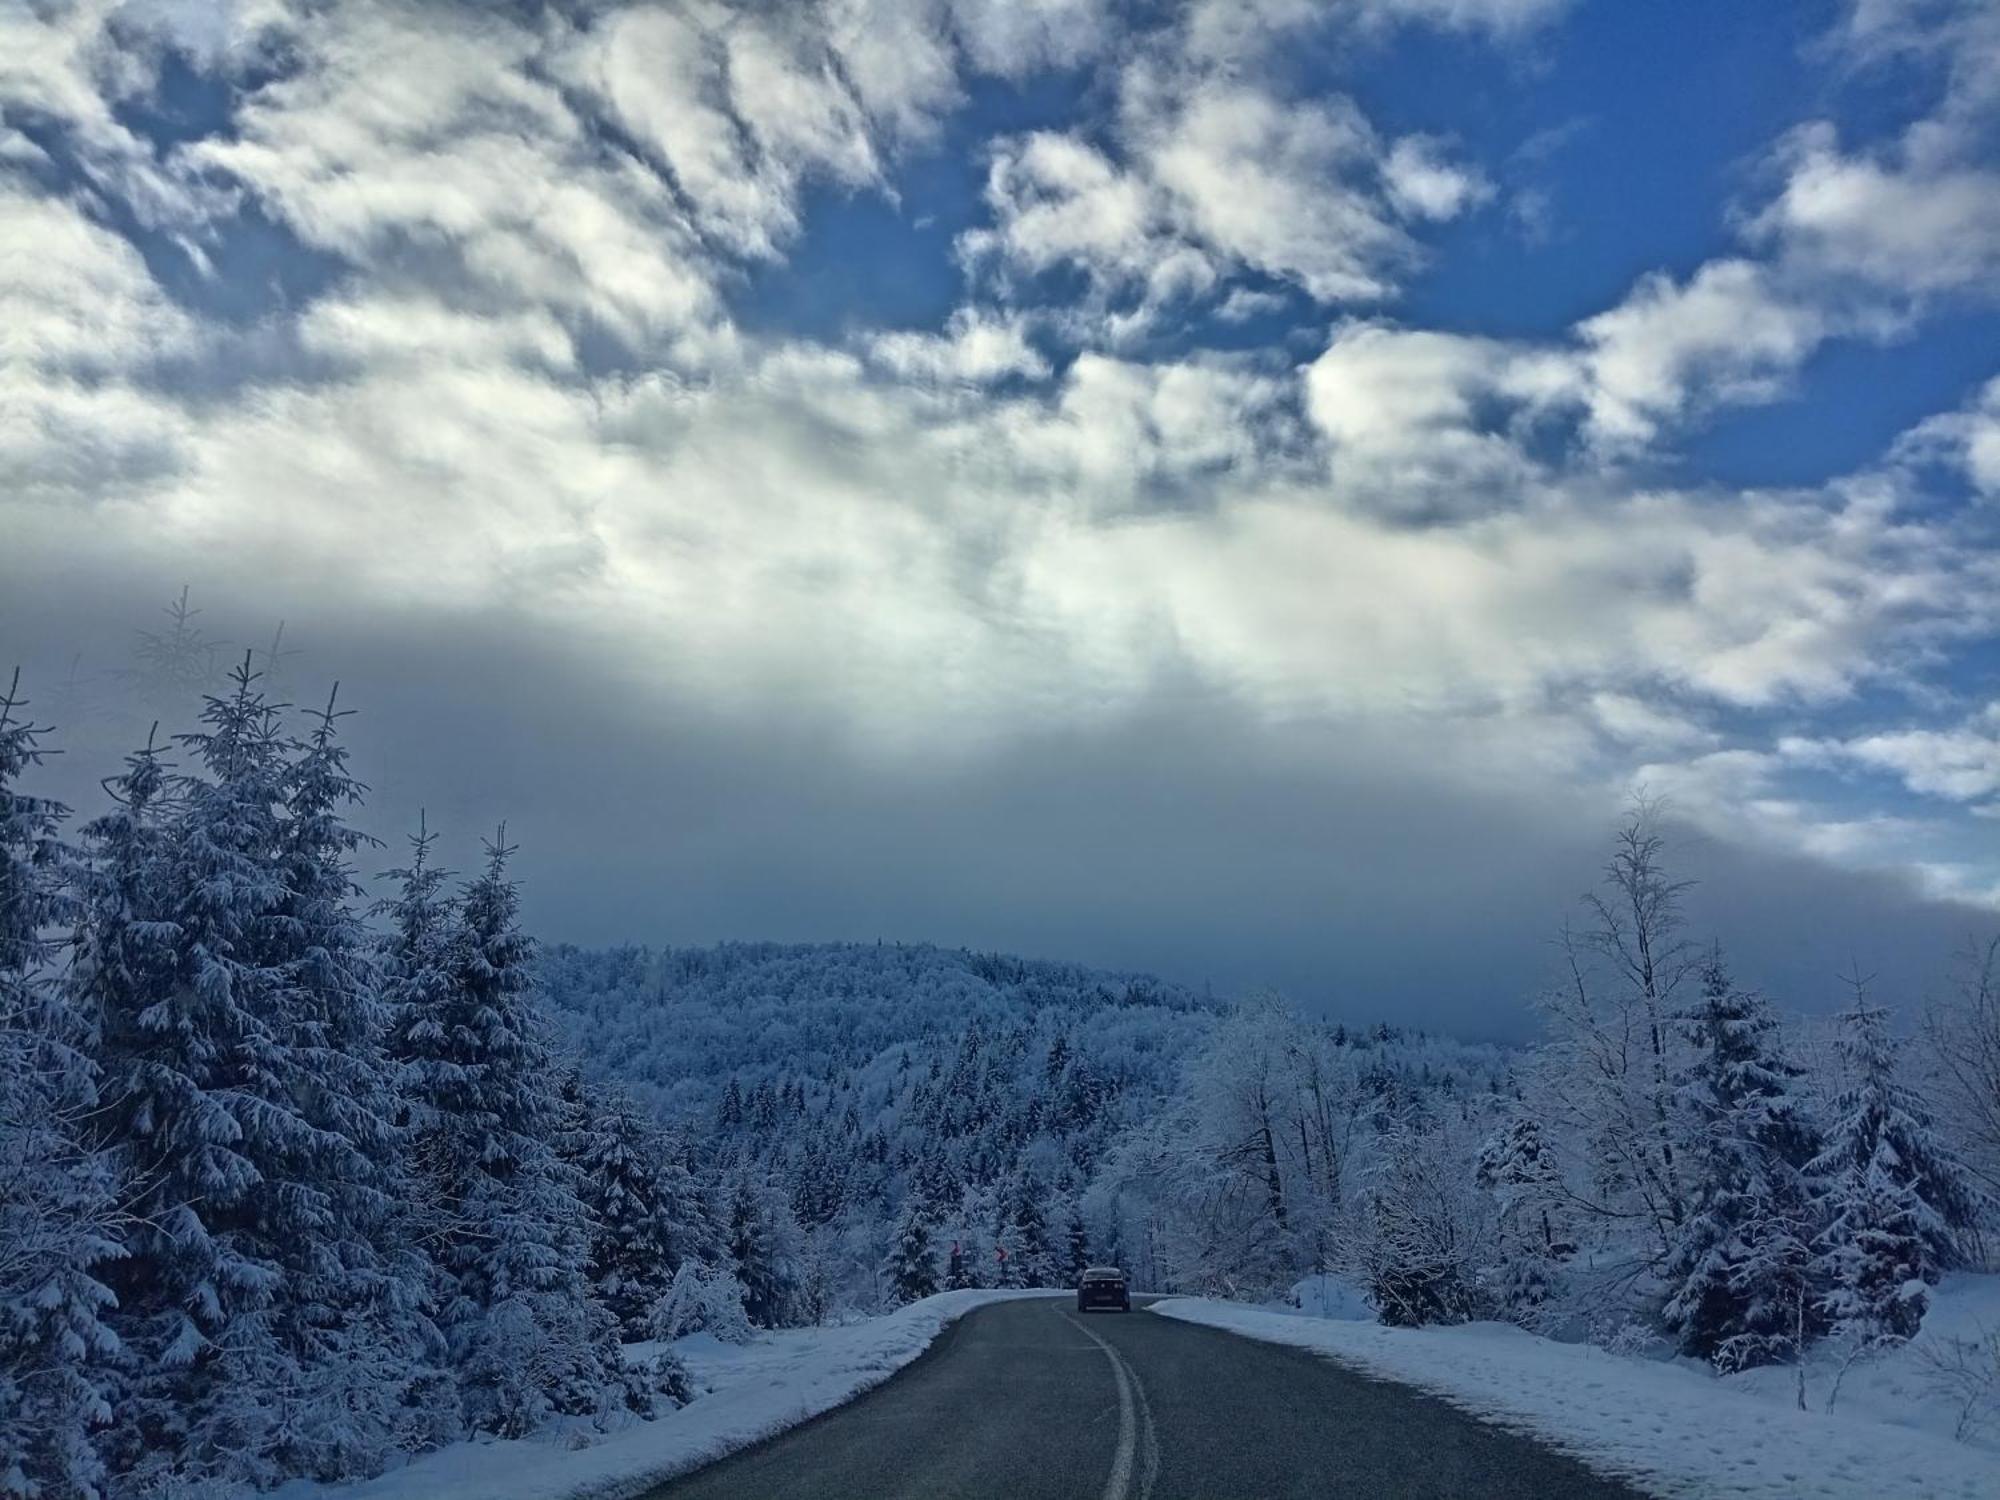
[4,659,1999,1498]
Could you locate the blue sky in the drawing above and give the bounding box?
[5,0,2000,1028]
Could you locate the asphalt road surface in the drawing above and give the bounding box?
[647,1298,1646,1500]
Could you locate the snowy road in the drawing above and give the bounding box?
[644,1298,1645,1499]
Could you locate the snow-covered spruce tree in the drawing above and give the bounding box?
[78,663,421,1489]
[373,811,475,1432]
[1475,1112,1570,1327]
[1660,955,1823,1371]
[0,673,120,1500]
[573,1086,687,1338]
[1004,1176,1055,1287]
[1810,985,1983,1347]
[884,1199,939,1305]
[1066,1205,1090,1280]
[396,832,633,1437]
[265,690,448,1470]
[723,1171,799,1327]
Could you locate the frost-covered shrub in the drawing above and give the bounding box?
[650,1264,756,1345]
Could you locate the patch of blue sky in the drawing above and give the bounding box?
[111,46,241,147]
[1679,309,2000,490]
[1386,2,1825,336]
[731,72,1092,345]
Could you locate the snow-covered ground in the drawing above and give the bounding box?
[1154,1275,2000,1499]
[279,1290,1060,1500]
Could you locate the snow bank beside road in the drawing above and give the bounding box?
[286,1290,1059,1500]
[1153,1290,2000,1500]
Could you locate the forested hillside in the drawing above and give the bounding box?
[538,942,1517,1309]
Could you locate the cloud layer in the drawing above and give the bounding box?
[4,0,1998,1025]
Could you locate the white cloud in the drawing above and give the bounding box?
[1383,136,1493,221]
[868,308,1050,383]
[947,0,1113,76]
[1786,706,2000,802]
[1139,77,1411,302]
[0,183,193,370]
[1894,376,2000,496]
[968,131,1172,291]
[1346,0,1575,32]
[1303,323,1568,505]
[556,5,881,262]
[970,73,1418,320]
[192,3,721,347]
[1754,124,2000,296]
[1576,260,1827,446]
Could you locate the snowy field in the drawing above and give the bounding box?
[279,1291,1060,1500]
[1154,1275,2000,1499]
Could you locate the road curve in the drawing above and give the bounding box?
[646,1298,1646,1500]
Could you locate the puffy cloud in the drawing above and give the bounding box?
[0,182,194,510]
[1303,323,1572,505]
[555,5,881,261]
[189,3,720,348]
[1382,136,1493,221]
[970,73,1420,320]
[1786,706,2000,803]
[947,0,1113,76]
[967,131,1176,294]
[1575,260,1828,446]
[1894,376,2000,496]
[1754,124,2000,296]
[868,308,1051,384]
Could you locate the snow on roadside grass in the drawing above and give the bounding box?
[1151,1289,2000,1500]
[280,1290,1061,1500]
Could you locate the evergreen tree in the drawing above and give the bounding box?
[1810,986,1983,1346]
[1660,956,1822,1370]
[1476,1112,1569,1326]
[575,1087,683,1338]
[268,689,445,1470]
[724,1172,797,1327]
[1066,1206,1090,1279]
[884,1200,939,1304]
[81,664,419,1487]
[0,673,120,1500]
[1007,1177,1054,1287]
[394,832,627,1436]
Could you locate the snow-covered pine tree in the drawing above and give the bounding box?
[574,1086,684,1338]
[0,672,120,1500]
[266,688,446,1471]
[1475,1111,1569,1326]
[81,662,418,1488]
[723,1172,798,1328]
[1007,1177,1054,1287]
[1660,955,1822,1370]
[1066,1206,1090,1280]
[1810,984,1983,1347]
[401,831,629,1436]
[884,1199,939,1305]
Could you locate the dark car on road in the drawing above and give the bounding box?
[1076,1265,1131,1313]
